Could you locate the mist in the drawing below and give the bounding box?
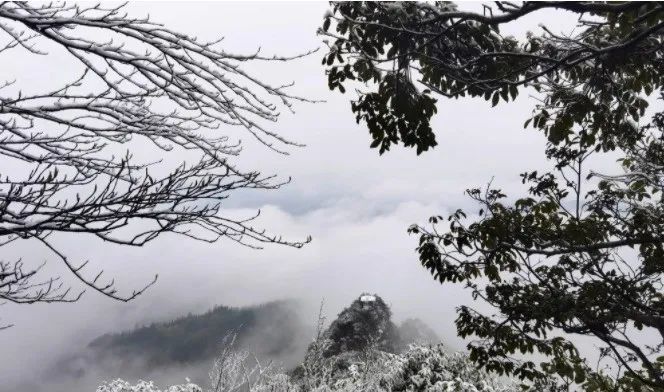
[0,2,626,392]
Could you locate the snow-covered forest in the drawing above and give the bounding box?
[98,346,524,392]
[96,295,557,392]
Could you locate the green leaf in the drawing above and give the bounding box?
[492,91,500,107]
[509,84,518,100]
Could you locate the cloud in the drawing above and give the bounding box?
[0,199,464,391]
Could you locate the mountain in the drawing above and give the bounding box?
[321,293,401,357]
[88,300,308,368]
[290,293,440,383]
[50,294,440,391]
[314,293,440,359]
[397,317,440,349]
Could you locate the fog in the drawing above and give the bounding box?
[0,2,622,392]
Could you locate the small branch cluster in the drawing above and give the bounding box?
[0,2,312,317]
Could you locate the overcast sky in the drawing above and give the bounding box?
[0,2,612,390]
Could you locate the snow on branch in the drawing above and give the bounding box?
[0,2,313,311]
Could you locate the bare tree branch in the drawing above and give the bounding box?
[0,2,313,322]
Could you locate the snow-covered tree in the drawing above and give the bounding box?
[0,2,312,325]
[96,379,201,392]
[385,345,517,392]
[99,342,565,392]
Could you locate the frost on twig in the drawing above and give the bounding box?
[0,2,313,315]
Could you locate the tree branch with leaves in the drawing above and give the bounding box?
[323,1,664,389]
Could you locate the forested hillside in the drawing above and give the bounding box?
[88,301,307,368]
[87,295,439,374]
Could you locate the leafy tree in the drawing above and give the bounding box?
[322,2,664,389]
[0,2,311,325]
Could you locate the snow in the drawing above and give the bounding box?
[626,117,639,131]
[98,344,539,391]
[360,294,376,302]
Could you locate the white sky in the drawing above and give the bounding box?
[0,2,625,391]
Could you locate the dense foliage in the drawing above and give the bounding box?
[322,2,664,389]
[321,2,661,155]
